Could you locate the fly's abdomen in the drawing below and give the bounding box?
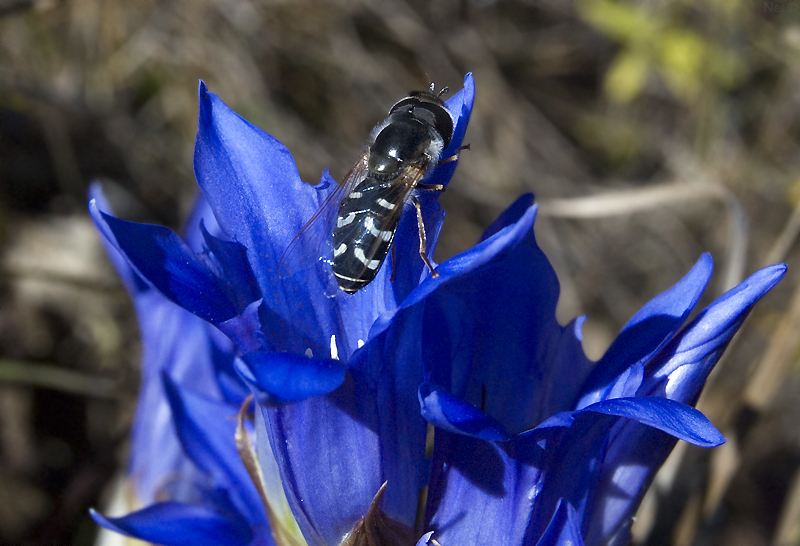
[332,177,408,293]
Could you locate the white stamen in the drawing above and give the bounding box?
[357,339,365,348]
[305,348,313,357]
[330,334,339,360]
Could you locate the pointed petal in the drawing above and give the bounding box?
[579,397,724,447]
[646,263,787,403]
[89,184,150,297]
[577,254,713,408]
[435,73,475,188]
[90,503,252,546]
[90,201,239,324]
[194,82,315,266]
[194,82,338,352]
[390,202,589,434]
[91,186,246,504]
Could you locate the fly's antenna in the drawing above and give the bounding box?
[427,81,449,98]
[424,71,433,92]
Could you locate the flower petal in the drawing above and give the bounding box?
[400,200,590,434]
[646,263,787,403]
[194,82,339,353]
[90,503,253,546]
[582,420,677,545]
[200,223,261,311]
[259,383,383,546]
[419,382,510,441]
[579,397,724,447]
[89,184,150,296]
[577,254,713,409]
[162,374,265,525]
[91,186,245,504]
[89,201,239,324]
[437,73,475,186]
[425,430,542,546]
[535,499,586,546]
[240,351,348,402]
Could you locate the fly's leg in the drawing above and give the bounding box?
[412,195,439,279]
[417,183,444,191]
[438,143,471,165]
[390,244,397,284]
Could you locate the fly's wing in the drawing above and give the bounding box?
[361,163,428,260]
[278,150,370,279]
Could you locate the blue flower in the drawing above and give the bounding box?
[89,74,785,546]
[91,187,247,506]
[414,242,785,545]
[90,189,271,545]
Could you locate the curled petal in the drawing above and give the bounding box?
[90,503,252,546]
[240,351,348,403]
[578,397,725,447]
[419,382,510,441]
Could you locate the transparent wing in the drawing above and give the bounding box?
[278,150,370,279]
[361,163,428,259]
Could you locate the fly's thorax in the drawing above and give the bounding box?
[367,113,435,180]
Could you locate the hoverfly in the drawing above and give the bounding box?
[280,83,465,294]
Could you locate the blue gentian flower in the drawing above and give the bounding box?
[91,187,247,507]
[90,189,275,544]
[89,74,785,546]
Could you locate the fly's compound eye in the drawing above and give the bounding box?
[411,103,453,149]
[390,95,453,149]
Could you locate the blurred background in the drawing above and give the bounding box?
[1,0,799,544]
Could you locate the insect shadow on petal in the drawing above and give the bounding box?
[279,83,468,294]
